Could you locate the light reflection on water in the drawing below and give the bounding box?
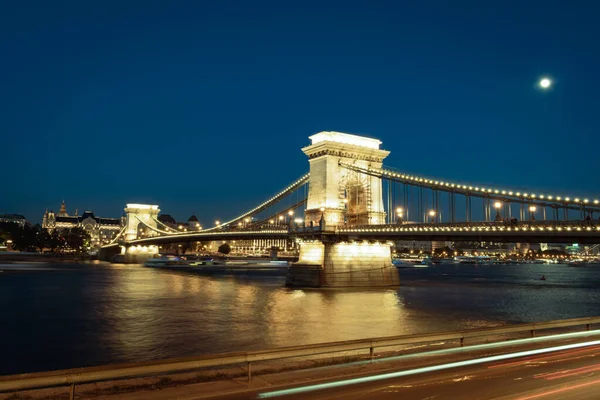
[1,261,600,375]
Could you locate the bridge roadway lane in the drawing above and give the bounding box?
[219,340,600,400]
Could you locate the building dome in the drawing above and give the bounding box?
[188,214,199,222]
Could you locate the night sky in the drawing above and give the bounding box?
[2,1,599,224]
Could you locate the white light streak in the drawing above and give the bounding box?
[259,337,600,398]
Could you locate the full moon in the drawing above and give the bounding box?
[539,77,552,89]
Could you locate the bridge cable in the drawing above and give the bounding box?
[199,174,309,232]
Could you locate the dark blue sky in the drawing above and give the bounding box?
[2,1,599,224]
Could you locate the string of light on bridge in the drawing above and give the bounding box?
[131,174,310,237]
[203,174,310,231]
[375,167,599,207]
[126,158,598,242]
[126,228,289,245]
[340,226,598,233]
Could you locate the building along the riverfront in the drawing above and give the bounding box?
[0,214,29,228]
[42,201,124,247]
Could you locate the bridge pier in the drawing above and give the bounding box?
[98,245,120,262]
[287,239,399,288]
[122,244,159,264]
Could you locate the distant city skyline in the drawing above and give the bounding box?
[2,1,599,224]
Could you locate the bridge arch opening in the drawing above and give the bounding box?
[343,170,371,225]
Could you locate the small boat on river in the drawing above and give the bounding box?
[393,257,430,267]
[144,255,189,267]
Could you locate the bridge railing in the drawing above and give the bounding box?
[2,316,600,399]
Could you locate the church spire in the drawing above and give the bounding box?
[58,200,68,217]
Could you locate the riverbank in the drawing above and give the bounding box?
[0,252,89,263]
[1,322,594,400]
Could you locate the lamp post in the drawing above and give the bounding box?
[428,210,436,223]
[396,207,403,224]
[215,220,220,227]
[278,215,284,226]
[529,206,537,221]
[494,202,503,222]
[293,218,302,232]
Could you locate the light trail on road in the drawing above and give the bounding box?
[266,328,600,379]
[257,338,600,398]
[515,378,600,400]
[488,344,600,369]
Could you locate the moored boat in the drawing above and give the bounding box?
[144,255,188,267]
[393,257,430,267]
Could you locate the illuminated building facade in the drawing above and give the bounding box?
[0,214,28,228]
[42,201,125,246]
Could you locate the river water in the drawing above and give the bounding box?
[1,261,600,375]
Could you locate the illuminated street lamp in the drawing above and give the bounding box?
[278,215,284,226]
[269,219,274,225]
[494,201,503,222]
[428,210,436,223]
[396,207,403,224]
[215,220,220,226]
[529,206,537,221]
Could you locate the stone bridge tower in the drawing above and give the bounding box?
[288,132,400,288]
[124,204,160,241]
[303,131,390,227]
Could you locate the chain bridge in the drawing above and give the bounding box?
[99,131,600,287]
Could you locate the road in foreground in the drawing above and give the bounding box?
[237,339,600,400]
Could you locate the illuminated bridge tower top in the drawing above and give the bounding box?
[124,204,160,241]
[302,131,390,227]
